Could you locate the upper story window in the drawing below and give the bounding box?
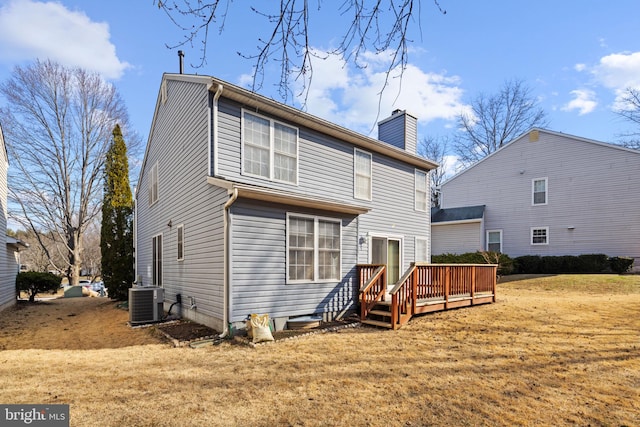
[287,214,341,283]
[415,237,429,262]
[486,230,502,252]
[532,177,547,205]
[531,227,549,245]
[177,225,184,261]
[415,169,428,212]
[242,111,298,184]
[354,148,372,200]
[148,162,158,206]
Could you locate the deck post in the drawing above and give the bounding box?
[444,266,450,309]
[412,265,418,316]
[470,265,476,302]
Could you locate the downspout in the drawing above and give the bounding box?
[220,187,238,338]
[210,83,223,177]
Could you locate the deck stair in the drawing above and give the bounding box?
[358,263,498,330]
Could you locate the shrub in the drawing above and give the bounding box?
[609,257,634,274]
[514,255,542,274]
[16,272,61,302]
[577,254,609,273]
[432,251,514,276]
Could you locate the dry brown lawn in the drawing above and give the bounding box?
[0,274,639,426]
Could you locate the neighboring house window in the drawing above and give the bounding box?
[152,234,163,286]
[415,169,428,212]
[415,237,429,262]
[486,230,502,252]
[242,111,298,184]
[287,214,341,283]
[532,177,547,205]
[148,162,158,206]
[531,227,549,245]
[177,225,184,261]
[354,148,372,200]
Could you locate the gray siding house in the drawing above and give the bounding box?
[0,124,28,311]
[433,129,640,269]
[135,74,436,333]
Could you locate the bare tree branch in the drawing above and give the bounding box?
[614,87,640,150]
[453,79,548,167]
[154,1,446,104]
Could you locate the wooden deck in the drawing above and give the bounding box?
[358,263,497,329]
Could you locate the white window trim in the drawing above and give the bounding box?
[152,233,163,286]
[149,162,159,206]
[486,229,503,252]
[176,224,184,261]
[353,148,372,201]
[532,177,548,206]
[415,236,429,262]
[531,226,549,246]
[241,109,299,185]
[415,169,428,212]
[367,233,405,265]
[286,213,342,284]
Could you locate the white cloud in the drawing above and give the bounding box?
[562,89,597,115]
[294,48,470,136]
[0,0,129,79]
[593,51,640,91]
[574,63,586,72]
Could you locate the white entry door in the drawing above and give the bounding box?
[371,237,402,292]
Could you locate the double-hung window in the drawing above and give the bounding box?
[354,149,372,200]
[148,162,158,206]
[415,237,429,262]
[288,214,341,282]
[415,169,428,211]
[152,234,163,286]
[177,225,184,261]
[531,227,549,245]
[242,111,298,184]
[486,230,502,252]
[532,178,547,205]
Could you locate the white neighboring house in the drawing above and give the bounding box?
[0,124,28,311]
[432,128,640,270]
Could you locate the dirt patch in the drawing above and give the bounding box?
[0,297,162,350]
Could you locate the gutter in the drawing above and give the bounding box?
[220,187,238,338]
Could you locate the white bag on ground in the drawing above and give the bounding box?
[250,313,274,343]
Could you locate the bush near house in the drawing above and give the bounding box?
[431,251,515,276]
[16,271,61,302]
[432,252,635,276]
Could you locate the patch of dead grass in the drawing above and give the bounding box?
[0,275,639,426]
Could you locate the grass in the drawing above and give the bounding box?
[1,274,639,426]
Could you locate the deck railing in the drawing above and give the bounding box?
[358,264,386,321]
[358,263,497,329]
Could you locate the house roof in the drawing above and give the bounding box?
[431,205,485,224]
[6,236,29,251]
[208,177,370,215]
[441,128,640,186]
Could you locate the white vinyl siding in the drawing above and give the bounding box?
[532,177,547,205]
[486,230,502,252]
[148,162,158,206]
[242,110,298,184]
[415,169,428,211]
[354,148,372,200]
[152,234,163,286]
[531,227,548,245]
[287,214,341,283]
[176,225,184,261]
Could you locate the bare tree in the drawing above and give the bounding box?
[453,79,548,167]
[418,135,451,207]
[155,0,446,103]
[0,60,132,286]
[615,87,640,150]
[82,219,102,281]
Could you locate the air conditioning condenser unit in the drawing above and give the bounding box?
[129,287,164,325]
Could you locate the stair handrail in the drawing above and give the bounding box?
[388,263,417,329]
[358,264,387,321]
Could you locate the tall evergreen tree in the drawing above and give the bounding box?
[101,124,134,300]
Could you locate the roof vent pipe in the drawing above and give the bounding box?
[178,50,184,74]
